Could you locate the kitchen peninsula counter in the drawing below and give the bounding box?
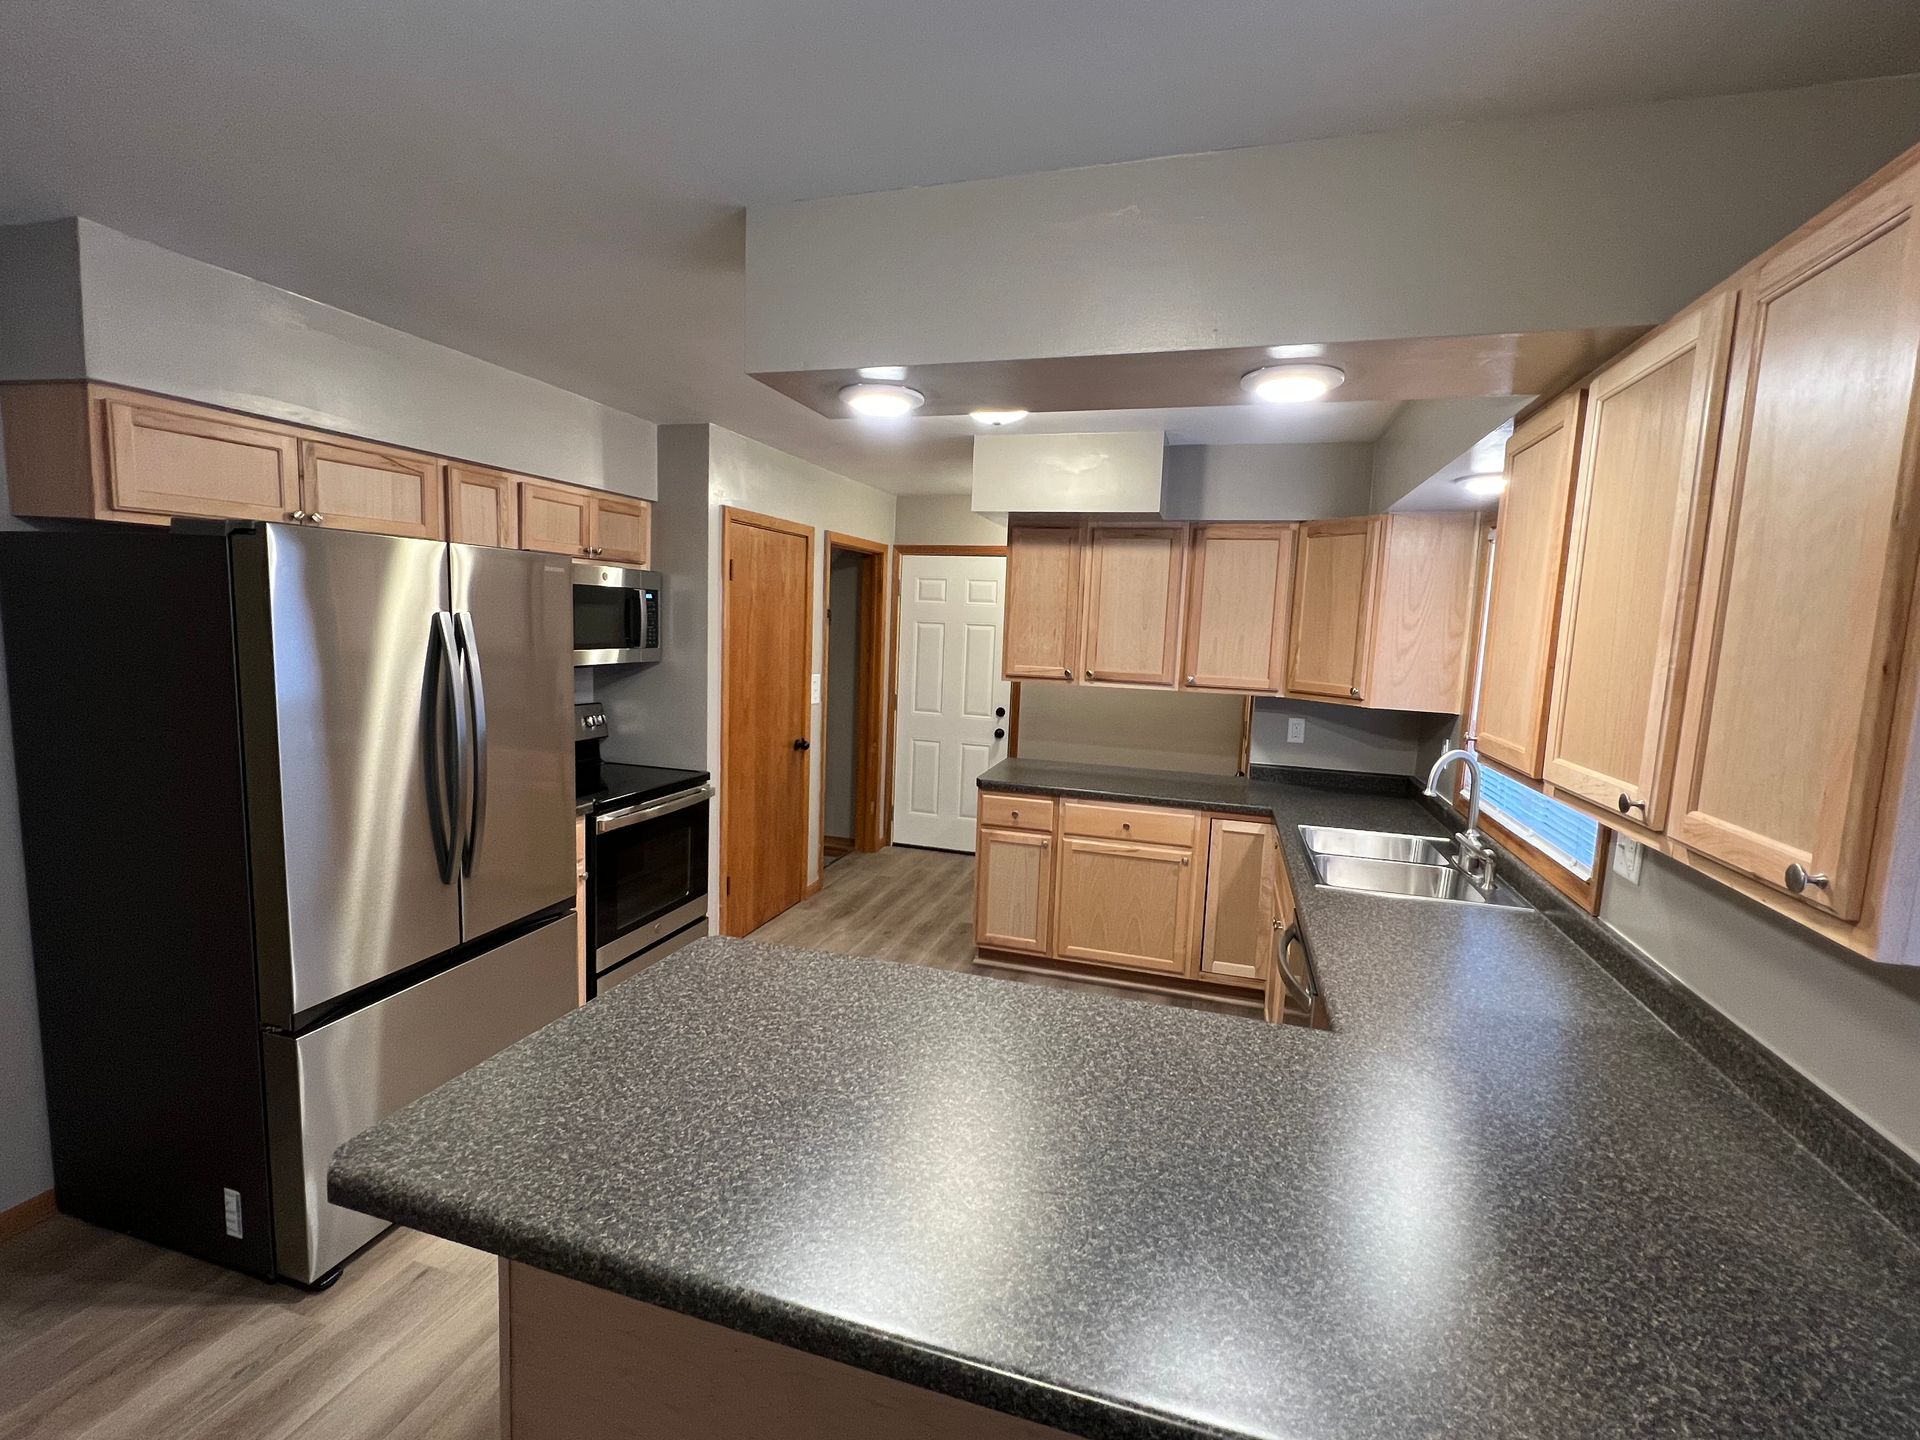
[331,769,1920,1438]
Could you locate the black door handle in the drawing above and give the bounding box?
[994,728,1006,740]
[793,738,810,751]
[994,706,1007,718]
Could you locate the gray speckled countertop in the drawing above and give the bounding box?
[331,759,1920,1438]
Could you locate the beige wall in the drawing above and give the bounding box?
[1163,443,1375,521]
[1249,697,1456,777]
[1371,398,1528,512]
[1017,686,1245,775]
[894,493,1007,546]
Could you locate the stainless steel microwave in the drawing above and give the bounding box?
[573,562,662,666]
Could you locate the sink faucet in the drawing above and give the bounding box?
[1425,748,1498,892]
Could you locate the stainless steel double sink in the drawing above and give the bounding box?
[1299,825,1531,908]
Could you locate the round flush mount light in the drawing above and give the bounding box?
[1266,343,1326,360]
[1241,363,1346,404]
[970,408,1029,427]
[1457,471,1508,499]
[840,382,925,418]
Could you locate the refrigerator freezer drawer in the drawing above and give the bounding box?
[262,912,578,1284]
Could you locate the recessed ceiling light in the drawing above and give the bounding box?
[970,408,1029,426]
[1266,343,1326,360]
[840,382,925,418]
[1241,363,1346,403]
[1457,472,1508,498]
[857,365,909,381]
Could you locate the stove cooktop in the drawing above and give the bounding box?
[575,762,710,814]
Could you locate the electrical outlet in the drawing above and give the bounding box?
[223,1187,244,1239]
[1286,717,1306,745]
[1612,837,1643,885]
[810,673,821,705]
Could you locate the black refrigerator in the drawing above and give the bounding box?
[2,523,580,1285]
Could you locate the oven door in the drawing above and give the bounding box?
[590,785,712,975]
[573,563,662,666]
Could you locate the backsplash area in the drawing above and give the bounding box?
[1016,685,1244,775]
[1247,697,1455,779]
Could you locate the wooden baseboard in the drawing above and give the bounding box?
[0,1190,55,1244]
[974,950,1263,1008]
[823,835,854,859]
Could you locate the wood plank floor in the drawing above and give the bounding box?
[752,844,1247,1017]
[0,845,1240,1439]
[0,1218,495,1440]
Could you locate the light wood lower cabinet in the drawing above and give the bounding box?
[975,827,1054,955]
[1669,162,1920,923]
[1198,817,1277,981]
[1053,835,1199,974]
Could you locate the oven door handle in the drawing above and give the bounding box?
[595,784,715,834]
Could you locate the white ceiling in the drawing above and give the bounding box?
[2,0,1915,494]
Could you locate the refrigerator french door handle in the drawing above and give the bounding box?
[425,612,463,884]
[455,611,489,876]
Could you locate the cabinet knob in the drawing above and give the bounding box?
[1784,864,1829,895]
[1617,793,1647,816]
[1348,687,1361,699]
[307,513,324,525]
[1122,822,1131,832]
[1009,809,1019,819]
[1040,838,1049,848]
[1186,676,1196,686]
[288,509,308,522]
[1062,667,1071,679]
[1083,668,1092,680]
[1180,856,1189,866]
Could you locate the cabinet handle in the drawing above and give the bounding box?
[1784,864,1830,895]
[1617,793,1647,816]
[288,509,308,522]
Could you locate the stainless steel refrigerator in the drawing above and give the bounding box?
[2,523,580,1285]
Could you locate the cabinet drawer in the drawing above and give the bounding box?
[980,792,1054,832]
[1059,799,1197,847]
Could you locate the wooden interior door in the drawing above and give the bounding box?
[299,439,443,539]
[447,465,519,548]
[1052,836,1198,974]
[591,495,652,565]
[1081,523,1187,685]
[520,480,592,557]
[103,396,300,523]
[1286,518,1378,701]
[1002,520,1083,681]
[1542,292,1735,827]
[974,826,1053,954]
[1198,817,1276,982]
[1476,393,1584,776]
[1671,171,1920,920]
[1182,524,1296,693]
[721,508,814,935]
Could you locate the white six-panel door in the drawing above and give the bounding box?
[892,553,1010,852]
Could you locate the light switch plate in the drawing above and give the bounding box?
[811,673,821,705]
[1612,837,1643,885]
[1287,717,1306,745]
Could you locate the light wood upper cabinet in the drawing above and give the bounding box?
[519,479,593,557]
[447,464,520,549]
[1476,394,1584,778]
[1367,512,1483,713]
[1199,817,1276,982]
[1182,523,1296,693]
[299,438,443,539]
[1670,168,1920,922]
[1082,523,1187,685]
[104,394,300,524]
[1003,520,1084,681]
[975,825,1054,955]
[592,494,652,566]
[1542,293,1735,831]
[1053,834,1199,974]
[1287,517,1379,701]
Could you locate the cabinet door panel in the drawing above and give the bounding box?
[105,397,300,523]
[1286,518,1377,700]
[1182,524,1295,692]
[520,480,592,557]
[1082,524,1185,685]
[975,826,1054,955]
[448,465,519,548]
[1053,837,1197,973]
[1199,818,1276,982]
[1672,177,1920,920]
[1477,394,1583,776]
[592,496,652,565]
[301,440,443,539]
[1543,294,1733,825]
[1004,521,1083,680]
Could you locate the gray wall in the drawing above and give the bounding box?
[2,219,658,497]
[1371,398,1529,512]
[823,553,863,840]
[1163,443,1375,520]
[1249,697,1456,777]
[748,78,1920,372]
[894,493,1007,546]
[1018,687,1245,775]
